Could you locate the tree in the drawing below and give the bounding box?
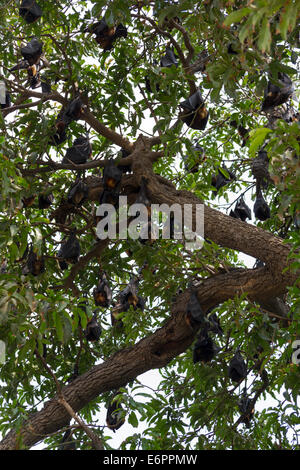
[0,0,299,451]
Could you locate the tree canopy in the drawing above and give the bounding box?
[0,0,299,451]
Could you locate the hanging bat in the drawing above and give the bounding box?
[160,47,178,68]
[24,246,45,276]
[38,193,54,209]
[186,291,208,328]
[62,135,92,165]
[119,277,145,312]
[93,272,112,308]
[238,390,254,427]
[22,195,36,208]
[180,90,209,130]
[19,0,42,23]
[102,159,123,190]
[106,395,125,431]
[182,141,205,173]
[251,150,270,189]
[228,350,247,382]
[67,180,88,206]
[230,197,251,221]
[193,330,221,363]
[261,72,294,112]
[85,312,102,342]
[21,38,43,65]
[254,185,270,221]
[57,232,80,270]
[135,177,151,216]
[230,120,249,147]
[88,20,127,51]
[211,166,235,194]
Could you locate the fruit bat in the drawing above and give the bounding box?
[93,272,112,307]
[230,120,249,147]
[160,47,178,68]
[119,147,131,173]
[21,38,43,65]
[193,331,221,364]
[41,76,51,94]
[180,90,209,130]
[186,291,208,328]
[0,91,11,109]
[63,96,83,123]
[88,20,127,51]
[212,166,235,193]
[38,193,54,209]
[238,391,254,428]
[24,247,45,276]
[85,312,102,342]
[67,180,88,206]
[58,232,80,270]
[228,351,247,382]
[99,188,119,206]
[119,277,145,312]
[19,0,42,23]
[106,396,125,432]
[183,141,205,173]
[103,159,123,190]
[22,195,36,208]
[251,150,270,189]
[207,311,223,336]
[49,128,67,146]
[232,197,251,221]
[62,135,91,165]
[254,186,271,221]
[261,73,294,112]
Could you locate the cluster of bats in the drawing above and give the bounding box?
[186,290,254,426]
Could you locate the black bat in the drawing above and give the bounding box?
[231,197,251,221]
[180,90,209,130]
[67,180,88,206]
[38,193,54,209]
[182,141,205,173]
[160,47,178,68]
[119,277,145,312]
[62,135,91,165]
[230,120,249,147]
[135,177,151,214]
[58,232,80,270]
[19,0,42,24]
[211,166,235,193]
[102,159,123,190]
[93,272,112,308]
[21,38,43,65]
[88,20,127,51]
[261,72,294,112]
[24,247,45,276]
[193,330,221,363]
[238,391,254,428]
[254,186,270,221]
[251,150,270,188]
[106,396,125,432]
[186,291,208,328]
[228,350,247,382]
[85,312,102,342]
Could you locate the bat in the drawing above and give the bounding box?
[254,185,270,221]
[102,159,122,190]
[21,38,43,65]
[193,330,221,363]
[160,47,178,68]
[238,390,254,427]
[211,166,235,194]
[186,291,208,328]
[38,193,54,209]
[62,135,92,165]
[106,395,125,431]
[230,197,251,221]
[67,180,88,206]
[23,246,45,276]
[251,150,270,188]
[228,350,247,382]
[180,90,209,130]
[19,0,42,23]
[58,232,80,270]
[93,272,112,308]
[261,72,294,112]
[85,312,102,342]
[88,19,127,51]
[182,141,205,173]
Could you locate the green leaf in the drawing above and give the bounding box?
[223,8,251,26]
